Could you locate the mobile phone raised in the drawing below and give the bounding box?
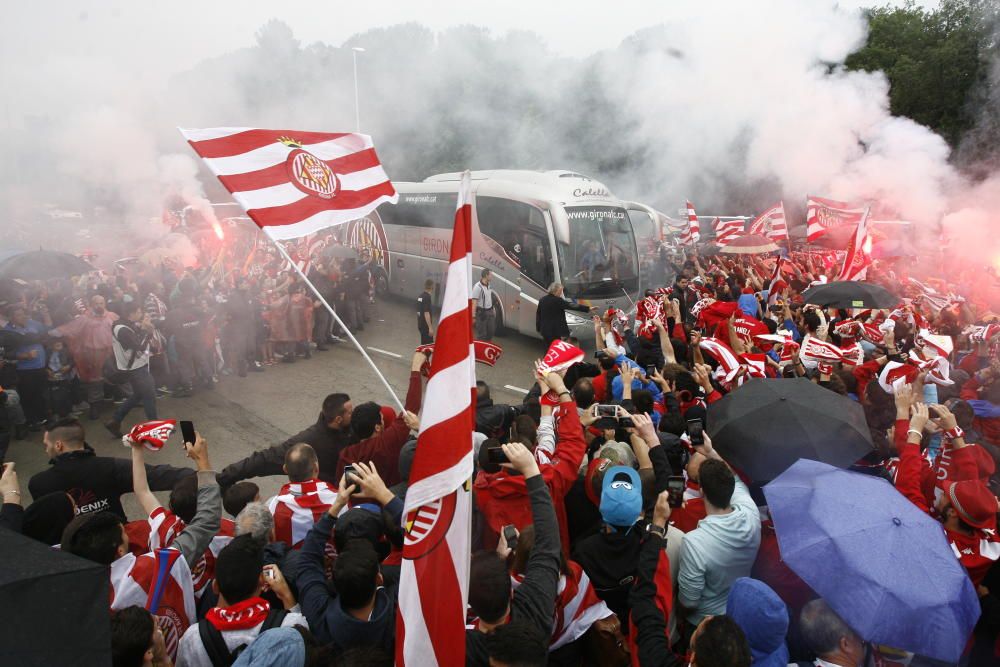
[503,524,519,552]
[667,475,685,508]
[487,446,510,464]
[180,421,196,446]
[686,418,704,446]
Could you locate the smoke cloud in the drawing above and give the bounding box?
[1,1,998,265]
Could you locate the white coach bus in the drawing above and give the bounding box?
[342,170,641,339]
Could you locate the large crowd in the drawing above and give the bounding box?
[1,235,999,667]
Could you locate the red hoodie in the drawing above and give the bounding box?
[473,402,587,552]
[894,419,999,585]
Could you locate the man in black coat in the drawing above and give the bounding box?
[28,418,193,519]
[217,393,356,487]
[535,283,592,347]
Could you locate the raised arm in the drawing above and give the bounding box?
[503,441,560,635]
[630,493,683,667]
[130,441,162,518]
[655,317,676,365]
[171,433,221,566]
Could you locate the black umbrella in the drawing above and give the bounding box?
[0,250,95,281]
[801,281,899,309]
[706,378,873,482]
[0,528,110,665]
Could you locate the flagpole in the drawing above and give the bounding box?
[269,236,404,411]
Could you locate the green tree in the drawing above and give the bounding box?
[846,0,998,149]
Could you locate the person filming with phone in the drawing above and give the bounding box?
[473,367,587,551]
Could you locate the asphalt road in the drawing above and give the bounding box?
[10,294,553,519]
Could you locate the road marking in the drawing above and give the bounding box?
[503,384,529,394]
[367,346,403,359]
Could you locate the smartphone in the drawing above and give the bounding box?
[180,420,196,446]
[487,446,509,464]
[645,365,656,377]
[687,418,704,446]
[502,525,519,552]
[343,464,360,493]
[667,475,685,508]
[596,404,619,418]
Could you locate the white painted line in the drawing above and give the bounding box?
[367,346,403,359]
[503,384,529,395]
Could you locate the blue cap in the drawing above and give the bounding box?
[599,465,642,528]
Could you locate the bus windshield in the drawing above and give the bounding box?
[560,206,639,299]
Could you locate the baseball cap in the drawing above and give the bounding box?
[585,457,613,506]
[600,466,643,528]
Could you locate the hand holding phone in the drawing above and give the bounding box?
[502,525,519,553]
[667,475,685,508]
[343,464,361,494]
[180,420,196,446]
[687,418,704,446]
[487,447,510,464]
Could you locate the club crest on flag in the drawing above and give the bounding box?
[280,137,340,200]
[346,212,391,277]
[403,486,470,559]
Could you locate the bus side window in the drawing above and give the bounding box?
[477,197,551,287]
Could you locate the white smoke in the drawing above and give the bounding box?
[1,0,998,265]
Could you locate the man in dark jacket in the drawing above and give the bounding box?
[466,440,561,666]
[28,418,193,519]
[307,263,337,350]
[296,461,403,651]
[475,381,524,440]
[536,283,592,347]
[217,393,355,487]
[165,294,208,396]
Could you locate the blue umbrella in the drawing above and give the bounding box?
[763,459,980,663]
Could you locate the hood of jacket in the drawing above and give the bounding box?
[50,443,96,466]
[726,577,789,667]
[327,587,395,648]
[472,469,527,501]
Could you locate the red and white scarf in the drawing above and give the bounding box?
[511,561,611,649]
[800,336,862,366]
[635,296,664,340]
[205,597,272,631]
[267,479,337,549]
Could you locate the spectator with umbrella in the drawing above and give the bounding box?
[763,457,981,663]
[706,377,874,482]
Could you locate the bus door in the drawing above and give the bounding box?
[626,204,662,293]
[476,196,554,337]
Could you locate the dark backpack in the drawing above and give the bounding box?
[197,608,288,666]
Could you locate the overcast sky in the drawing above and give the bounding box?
[2,0,940,82]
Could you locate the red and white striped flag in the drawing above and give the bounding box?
[749,201,788,242]
[396,171,475,666]
[179,128,398,240]
[679,200,700,246]
[767,257,792,305]
[714,218,744,246]
[836,206,872,281]
[805,196,865,243]
[110,549,196,660]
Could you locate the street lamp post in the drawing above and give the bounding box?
[351,47,365,133]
